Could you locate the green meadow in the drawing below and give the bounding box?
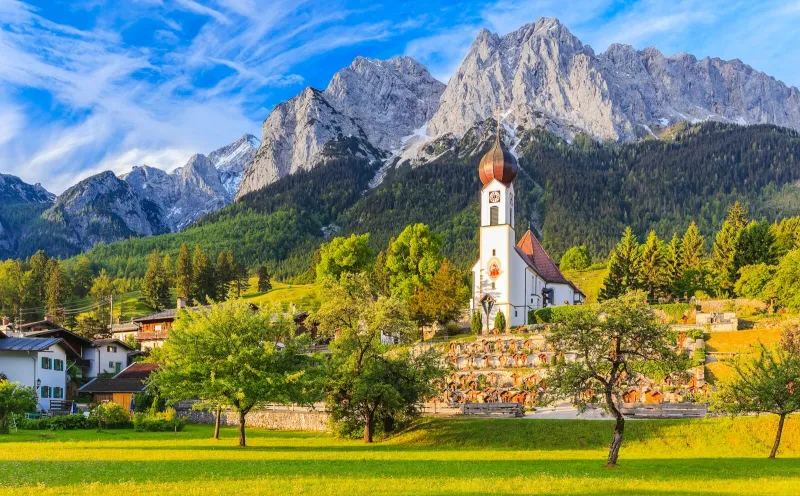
[0,417,798,495]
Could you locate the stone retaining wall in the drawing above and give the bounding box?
[175,401,329,432]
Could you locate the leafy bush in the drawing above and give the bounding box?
[133,408,186,432]
[560,245,591,271]
[89,402,132,429]
[444,322,461,336]
[530,305,581,324]
[693,346,707,367]
[20,414,87,430]
[652,303,694,323]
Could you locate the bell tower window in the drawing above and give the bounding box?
[490,206,499,225]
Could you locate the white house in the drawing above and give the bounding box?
[84,339,133,377]
[0,336,68,411]
[470,126,584,330]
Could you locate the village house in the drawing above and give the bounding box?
[79,362,159,413]
[132,298,210,349]
[0,334,70,412]
[84,339,135,377]
[109,319,140,342]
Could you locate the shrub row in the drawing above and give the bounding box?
[133,408,186,432]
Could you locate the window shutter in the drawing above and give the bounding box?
[490,206,499,225]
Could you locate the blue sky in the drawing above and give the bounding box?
[1,0,798,193]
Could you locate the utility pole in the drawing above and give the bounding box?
[109,295,113,328]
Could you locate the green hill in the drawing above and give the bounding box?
[68,122,800,280]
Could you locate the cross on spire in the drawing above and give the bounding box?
[494,106,502,139]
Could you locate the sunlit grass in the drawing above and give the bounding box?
[241,280,318,310]
[562,267,606,303]
[705,329,782,354]
[1,417,797,495]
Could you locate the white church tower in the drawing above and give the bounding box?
[471,122,584,332]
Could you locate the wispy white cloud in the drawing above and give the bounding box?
[0,0,411,193]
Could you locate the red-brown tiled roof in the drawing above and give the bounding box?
[114,362,159,380]
[517,231,585,297]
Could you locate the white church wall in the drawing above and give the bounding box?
[549,283,576,307]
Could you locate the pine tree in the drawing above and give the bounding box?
[45,263,64,321]
[142,251,170,310]
[192,245,216,303]
[735,220,777,268]
[216,251,234,301]
[639,231,667,299]
[712,219,740,296]
[727,201,749,232]
[233,262,250,298]
[162,254,174,288]
[175,243,193,300]
[681,222,705,271]
[257,266,272,292]
[493,309,507,331]
[665,233,684,295]
[599,227,640,300]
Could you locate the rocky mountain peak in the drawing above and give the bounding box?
[0,173,55,204]
[237,55,445,198]
[427,16,800,143]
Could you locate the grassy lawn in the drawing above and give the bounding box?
[1,417,798,495]
[241,280,318,311]
[705,329,783,354]
[562,267,606,303]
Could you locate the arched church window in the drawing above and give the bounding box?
[490,206,499,225]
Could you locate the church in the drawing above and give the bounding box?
[470,126,584,330]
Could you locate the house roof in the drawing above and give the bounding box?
[24,328,91,359]
[132,305,212,323]
[110,322,140,332]
[516,230,585,295]
[0,337,62,352]
[17,319,61,331]
[115,362,159,379]
[91,339,134,350]
[78,377,148,393]
[78,362,159,393]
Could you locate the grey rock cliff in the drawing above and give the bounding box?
[428,18,800,142]
[237,56,445,198]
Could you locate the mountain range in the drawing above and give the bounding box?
[2,17,800,262]
[0,134,258,258]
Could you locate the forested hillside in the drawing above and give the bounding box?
[63,122,800,280]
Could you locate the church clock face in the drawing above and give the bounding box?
[487,257,502,280]
[488,191,501,203]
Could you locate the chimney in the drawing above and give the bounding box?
[1,316,8,326]
[44,313,52,322]
[177,297,186,310]
[116,317,121,325]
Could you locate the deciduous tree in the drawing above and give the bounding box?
[316,233,374,282]
[715,328,800,458]
[547,292,680,467]
[150,302,321,446]
[560,245,591,271]
[385,224,442,300]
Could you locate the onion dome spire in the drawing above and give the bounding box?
[478,112,518,186]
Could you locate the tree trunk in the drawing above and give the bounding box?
[604,390,625,467]
[769,413,786,459]
[0,414,9,434]
[213,406,221,440]
[238,411,247,447]
[363,411,374,443]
